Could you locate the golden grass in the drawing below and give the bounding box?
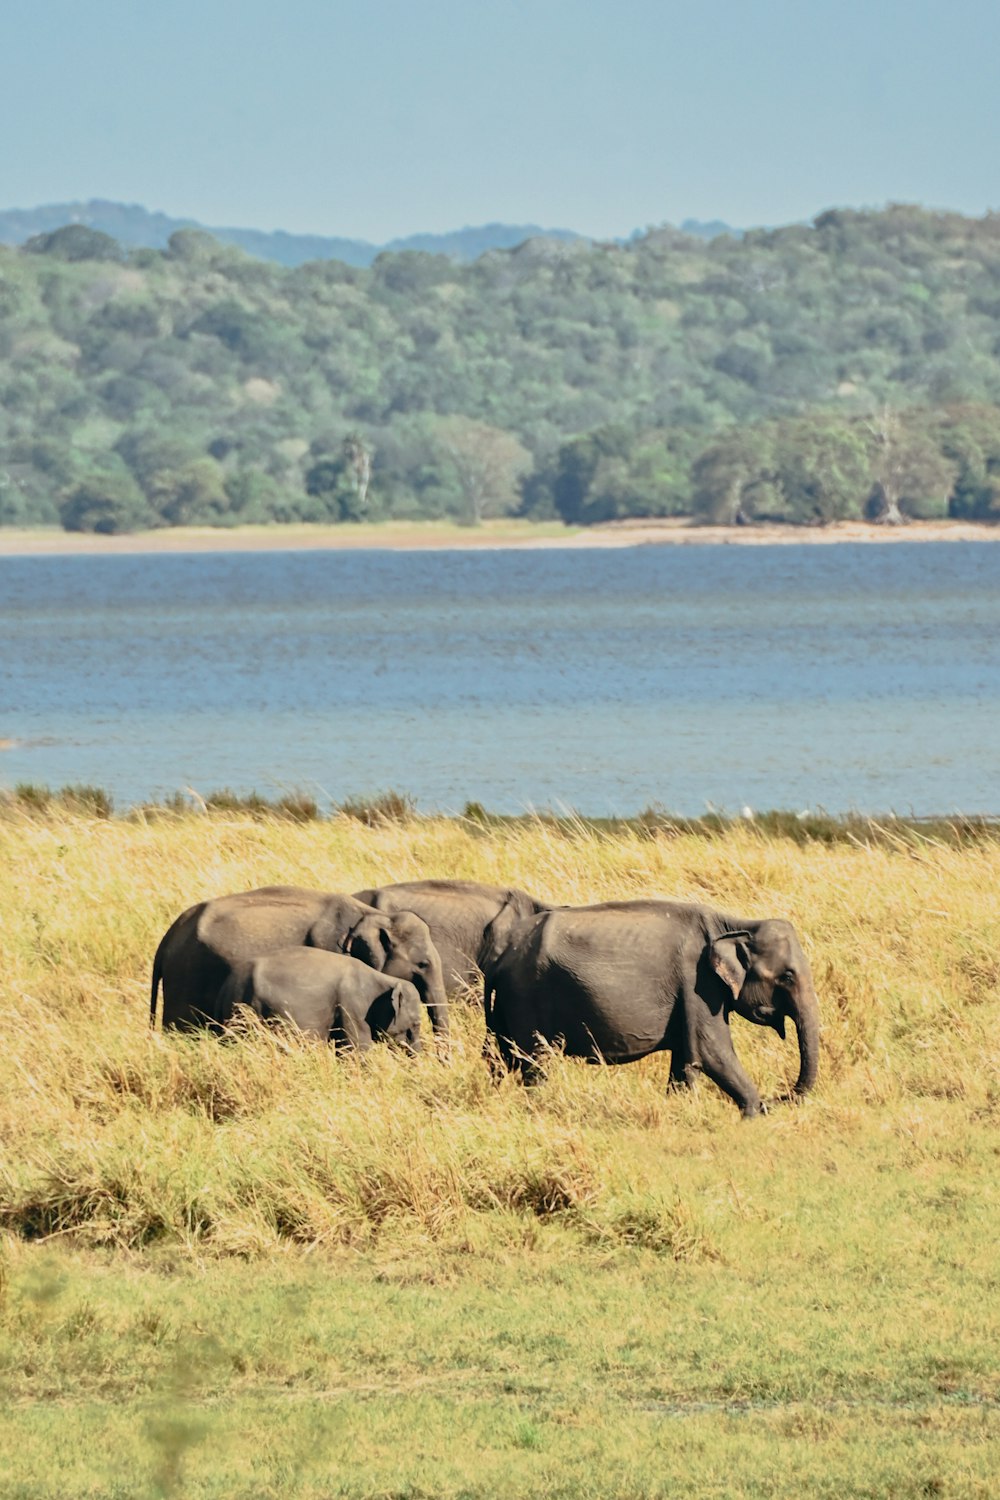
[1,805,997,1254]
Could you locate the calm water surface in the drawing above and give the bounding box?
[1,543,998,815]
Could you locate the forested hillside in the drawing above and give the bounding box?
[3,206,1000,532]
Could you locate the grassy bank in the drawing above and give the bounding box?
[1,805,998,1496]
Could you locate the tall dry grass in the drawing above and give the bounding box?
[1,803,998,1256]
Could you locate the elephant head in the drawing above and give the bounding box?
[708,918,820,1096]
[342,908,449,1039]
[332,978,423,1055]
[361,980,423,1055]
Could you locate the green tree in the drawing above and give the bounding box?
[864,408,956,523]
[713,335,773,388]
[24,225,124,263]
[431,417,531,524]
[546,426,634,525]
[59,459,153,533]
[304,433,375,522]
[166,229,225,264]
[147,457,230,525]
[691,427,777,524]
[224,468,283,523]
[932,406,1000,519]
[772,418,871,524]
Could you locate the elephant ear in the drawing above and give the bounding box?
[363,986,398,1039]
[481,895,525,972]
[307,896,360,953]
[389,981,411,1023]
[386,983,421,1047]
[345,915,392,972]
[709,931,753,1002]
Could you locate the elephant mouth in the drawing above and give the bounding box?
[737,997,785,1037]
[753,1007,786,1039]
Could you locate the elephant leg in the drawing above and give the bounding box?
[693,1015,764,1118]
[487,1027,544,1085]
[521,1048,547,1088]
[482,1031,508,1085]
[667,1049,697,1091]
[666,987,699,1092]
[486,984,538,1082]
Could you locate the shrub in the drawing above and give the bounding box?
[338,790,416,825]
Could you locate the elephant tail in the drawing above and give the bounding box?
[150,939,164,1029]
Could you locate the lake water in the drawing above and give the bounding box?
[1,543,999,816]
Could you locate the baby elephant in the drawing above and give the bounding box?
[222,948,423,1055]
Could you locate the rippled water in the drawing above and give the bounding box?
[1,543,998,815]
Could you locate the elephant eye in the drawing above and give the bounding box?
[780,969,796,985]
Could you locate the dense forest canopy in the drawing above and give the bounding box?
[3,206,1000,531]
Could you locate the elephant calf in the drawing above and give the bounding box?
[221,948,423,1054]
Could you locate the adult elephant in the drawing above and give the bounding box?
[150,886,448,1037]
[219,948,423,1054]
[483,900,820,1117]
[352,880,550,993]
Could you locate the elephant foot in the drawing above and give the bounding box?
[513,1051,547,1088]
[763,1090,804,1110]
[483,1048,507,1087]
[667,1065,698,1094]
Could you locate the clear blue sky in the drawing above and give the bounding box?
[6,0,999,240]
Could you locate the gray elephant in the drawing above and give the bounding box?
[150,886,448,1037]
[220,948,422,1053]
[353,880,549,993]
[483,900,820,1117]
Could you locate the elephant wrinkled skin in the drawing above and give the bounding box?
[483,900,820,1116]
[151,886,448,1036]
[353,879,549,993]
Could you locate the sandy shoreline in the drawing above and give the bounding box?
[1,517,999,556]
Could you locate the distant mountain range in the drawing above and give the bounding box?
[0,199,738,267]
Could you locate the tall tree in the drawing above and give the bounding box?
[865,408,956,523]
[304,433,375,521]
[432,417,531,525]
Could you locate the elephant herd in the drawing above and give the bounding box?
[150,879,820,1117]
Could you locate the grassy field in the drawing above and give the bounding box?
[1,801,998,1496]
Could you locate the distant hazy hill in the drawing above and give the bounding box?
[678,218,740,240]
[0,200,590,266]
[0,199,737,266]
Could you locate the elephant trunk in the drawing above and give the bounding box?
[420,963,450,1039]
[787,984,820,1096]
